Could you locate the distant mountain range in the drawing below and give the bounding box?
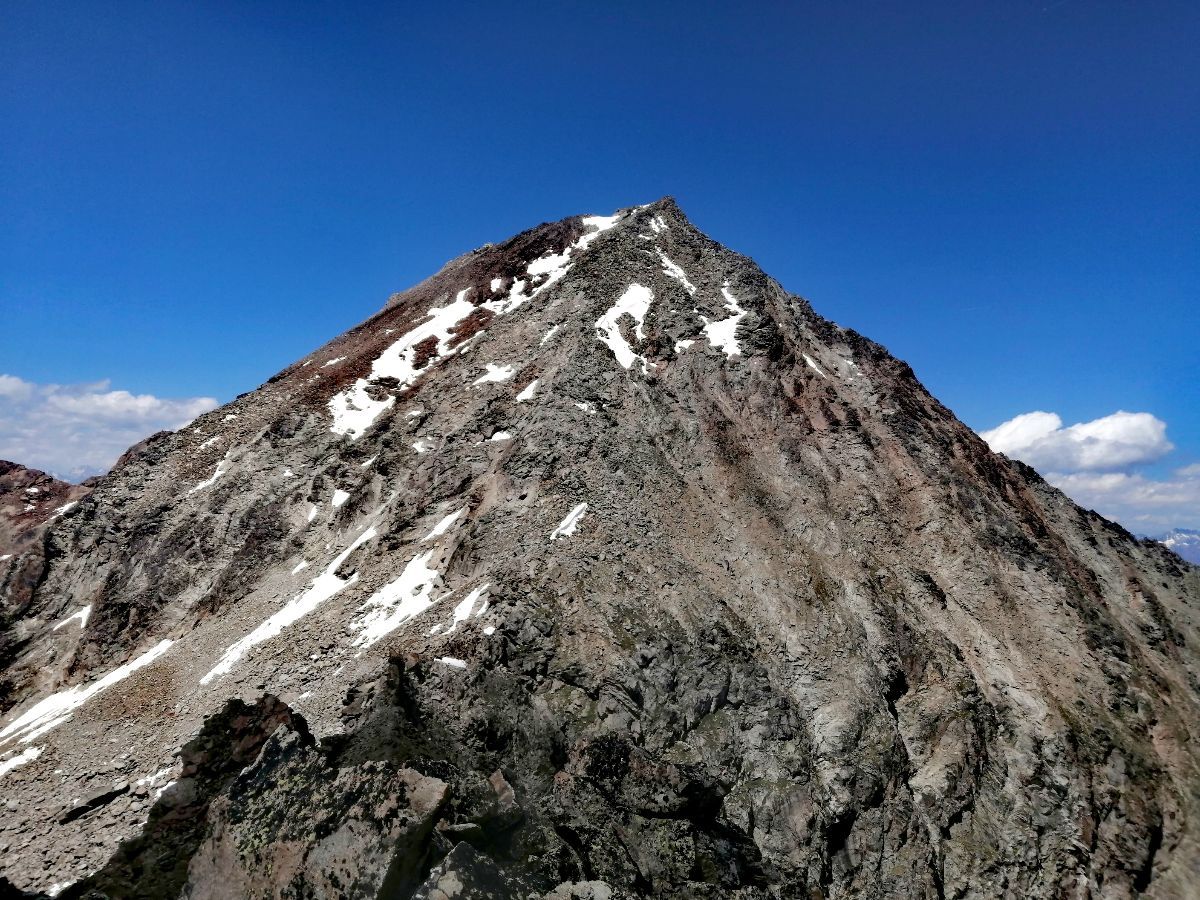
[1157,528,1200,565]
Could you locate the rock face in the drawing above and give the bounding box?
[0,199,1198,898]
[0,462,91,560]
[0,462,91,716]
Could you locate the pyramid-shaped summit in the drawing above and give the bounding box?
[1,200,1198,898]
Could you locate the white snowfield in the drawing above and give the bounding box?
[331,489,350,508]
[189,458,230,493]
[515,378,539,402]
[596,283,653,372]
[328,211,624,440]
[472,363,515,386]
[550,502,589,540]
[702,282,747,358]
[328,291,476,440]
[422,507,466,543]
[444,584,490,635]
[437,657,467,669]
[1,640,174,745]
[803,353,827,378]
[0,746,43,780]
[52,605,92,631]
[656,249,696,295]
[351,549,443,648]
[201,526,378,684]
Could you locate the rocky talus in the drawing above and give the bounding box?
[0,200,1197,899]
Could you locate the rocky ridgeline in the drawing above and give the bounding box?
[0,200,1197,898]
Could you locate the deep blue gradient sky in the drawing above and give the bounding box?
[2,2,1198,524]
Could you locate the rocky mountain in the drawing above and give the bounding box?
[0,461,92,558]
[1157,529,1200,566]
[0,199,1198,899]
[0,462,93,710]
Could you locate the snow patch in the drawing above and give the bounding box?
[331,489,350,508]
[330,212,625,439]
[189,459,229,493]
[596,284,653,372]
[412,438,433,454]
[360,455,377,468]
[351,549,442,648]
[550,502,588,540]
[489,430,513,442]
[1,640,174,744]
[321,357,345,368]
[445,584,490,634]
[478,213,621,318]
[656,250,696,295]
[49,501,78,519]
[648,215,668,234]
[0,745,42,779]
[515,379,539,402]
[540,325,560,346]
[803,354,827,378]
[437,657,467,669]
[328,291,476,440]
[422,507,465,543]
[201,527,377,683]
[52,605,91,631]
[472,363,516,386]
[674,339,695,353]
[291,560,309,575]
[701,282,747,358]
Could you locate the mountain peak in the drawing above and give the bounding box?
[1,205,1198,898]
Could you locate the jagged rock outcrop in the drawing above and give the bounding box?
[0,200,1198,898]
[0,462,91,560]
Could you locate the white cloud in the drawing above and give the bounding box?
[0,374,217,480]
[0,375,34,402]
[1047,467,1200,533]
[979,409,1197,533]
[979,410,1172,472]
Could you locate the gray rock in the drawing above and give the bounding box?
[0,199,1197,899]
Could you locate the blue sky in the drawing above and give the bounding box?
[2,1,1197,530]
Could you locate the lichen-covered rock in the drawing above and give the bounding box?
[410,842,517,899]
[181,725,448,899]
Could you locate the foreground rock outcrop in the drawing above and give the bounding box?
[0,200,1197,898]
